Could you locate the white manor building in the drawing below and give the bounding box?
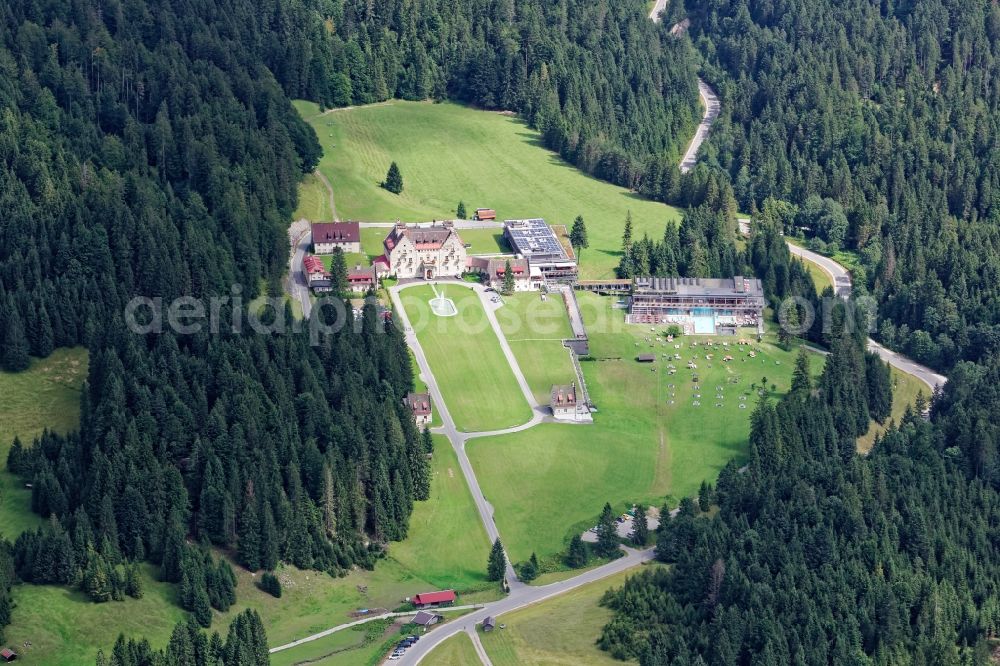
[381,222,467,279]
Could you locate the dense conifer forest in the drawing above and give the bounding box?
[0,0,429,639]
[97,609,270,666]
[687,0,1000,372]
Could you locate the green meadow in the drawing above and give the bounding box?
[468,292,826,563]
[0,347,88,541]
[399,284,532,431]
[495,292,577,404]
[425,631,481,666]
[295,100,683,279]
[478,565,653,666]
[294,171,334,222]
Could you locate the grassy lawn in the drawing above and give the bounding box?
[295,172,334,222]
[857,364,927,453]
[270,624,378,666]
[496,292,577,404]
[4,563,186,666]
[386,437,493,591]
[400,284,532,431]
[479,565,654,665]
[468,293,826,562]
[361,227,388,258]
[297,100,683,279]
[0,347,88,540]
[425,631,481,666]
[456,228,508,255]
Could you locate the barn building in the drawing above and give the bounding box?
[627,276,765,335]
[412,590,456,608]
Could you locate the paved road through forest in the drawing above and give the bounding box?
[786,242,947,390]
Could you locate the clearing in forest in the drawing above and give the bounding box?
[294,99,684,280]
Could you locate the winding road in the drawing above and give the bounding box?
[786,242,947,391]
[649,0,720,175]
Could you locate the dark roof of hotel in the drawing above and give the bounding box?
[312,222,360,244]
[632,276,764,298]
[384,223,460,252]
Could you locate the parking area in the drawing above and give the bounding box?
[385,633,421,662]
[581,507,661,543]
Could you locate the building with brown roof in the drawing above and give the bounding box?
[312,222,361,254]
[550,383,580,420]
[465,256,536,291]
[405,392,433,426]
[383,222,466,279]
[347,265,376,292]
[412,610,441,627]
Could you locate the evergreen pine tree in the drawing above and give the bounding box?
[382,162,403,194]
[595,503,620,558]
[456,201,467,219]
[36,304,54,358]
[791,348,811,393]
[502,260,515,295]
[487,538,506,582]
[422,427,434,455]
[519,552,539,581]
[566,534,589,568]
[192,582,212,628]
[238,497,261,571]
[260,503,279,571]
[124,562,143,599]
[259,571,282,598]
[631,505,649,546]
[2,306,30,372]
[617,213,636,279]
[570,215,589,259]
[698,482,714,512]
[330,248,349,296]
